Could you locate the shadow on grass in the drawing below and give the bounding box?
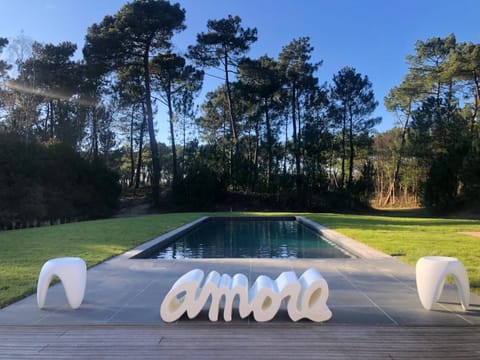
[369,207,432,218]
[307,210,480,232]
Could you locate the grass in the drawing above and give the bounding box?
[1,211,480,308]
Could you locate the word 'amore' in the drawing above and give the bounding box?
[160,268,332,322]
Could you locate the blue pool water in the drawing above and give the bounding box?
[141,218,351,259]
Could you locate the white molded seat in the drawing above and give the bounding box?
[416,256,470,311]
[37,257,87,309]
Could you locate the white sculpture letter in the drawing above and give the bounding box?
[249,275,283,322]
[159,268,204,322]
[298,268,332,321]
[160,268,332,322]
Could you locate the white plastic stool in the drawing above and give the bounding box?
[416,256,470,311]
[37,257,87,309]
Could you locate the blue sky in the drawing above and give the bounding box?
[1,0,479,142]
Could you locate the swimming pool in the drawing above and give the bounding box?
[133,216,352,259]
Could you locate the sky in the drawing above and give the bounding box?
[1,0,480,143]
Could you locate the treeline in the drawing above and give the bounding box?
[0,1,479,219]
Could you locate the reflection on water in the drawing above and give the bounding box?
[150,220,350,259]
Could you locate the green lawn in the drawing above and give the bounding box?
[1,211,479,308]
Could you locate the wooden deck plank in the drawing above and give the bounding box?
[1,324,479,359]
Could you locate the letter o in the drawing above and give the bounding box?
[250,275,281,322]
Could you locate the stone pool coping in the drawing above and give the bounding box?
[298,217,390,259]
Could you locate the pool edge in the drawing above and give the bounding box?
[297,216,391,260]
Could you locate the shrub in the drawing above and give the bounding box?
[177,162,222,210]
[420,155,459,213]
[0,133,120,229]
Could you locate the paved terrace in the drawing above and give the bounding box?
[1,222,480,358]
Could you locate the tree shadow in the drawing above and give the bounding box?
[307,209,480,232]
[368,207,432,218]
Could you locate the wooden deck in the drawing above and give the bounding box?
[1,324,480,359]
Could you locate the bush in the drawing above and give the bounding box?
[0,134,120,229]
[176,162,222,210]
[351,160,376,206]
[460,149,480,206]
[420,154,459,213]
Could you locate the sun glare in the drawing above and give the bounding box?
[5,80,96,107]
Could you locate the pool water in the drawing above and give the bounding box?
[146,219,350,259]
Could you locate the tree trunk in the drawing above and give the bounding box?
[135,107,146,189]
[223,51,238,189]
[166,79,178,186]
[348,108,354,188]
[143,46,161,206]
[296,92,302,164]
[223,52,238,145]
[382,100,412,207]
[49,100,55,140]
[328,141,337,190]
[91,107,98,161]
[253,119,260,192]
[222,113,229,185]
[129,107,135,187]
[283,112,288,175]
[181,111,186,179]
[377,170,384,206]
[246,117,254,191]
[292,83,301,189]
[265,97,272,188]
[471,72,479,136]
[340,108,346,189]
[43,102,50,141]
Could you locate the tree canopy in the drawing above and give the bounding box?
[1,2,480,220]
